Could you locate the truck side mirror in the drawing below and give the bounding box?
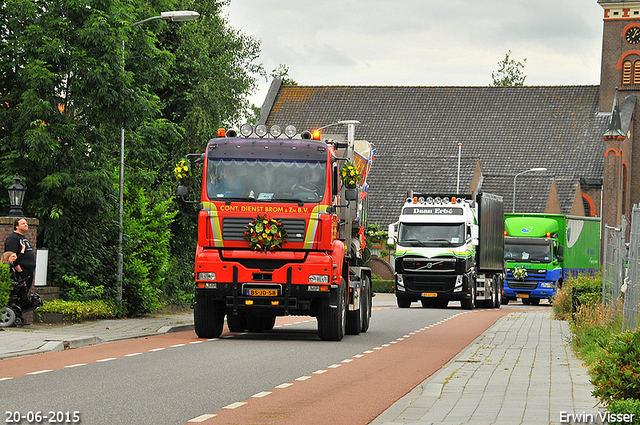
[177,185,198,204]
[557,245,564,256]
[345,189,358,201]
[387,222,397,245]
[177,185,189,197]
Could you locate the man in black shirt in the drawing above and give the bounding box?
[4,218,36,292]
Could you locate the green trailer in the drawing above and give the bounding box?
[503,213,600,304]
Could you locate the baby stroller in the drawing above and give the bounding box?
[0,278,43,327]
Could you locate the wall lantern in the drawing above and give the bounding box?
[7,174,26,217]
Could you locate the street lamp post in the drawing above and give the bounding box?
[512,168,547,213]
[117,10,200,303]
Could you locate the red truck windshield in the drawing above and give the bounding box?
[207,158,326,202]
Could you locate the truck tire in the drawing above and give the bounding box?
[493,276,502,309]
[397,297,412,308]
[318,280,347,341]
[360,275,372,333]
[194,294,225,338]
[346,282,362,335]
[461,280,476,310]
[227,312,246,332]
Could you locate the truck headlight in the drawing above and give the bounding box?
[309,275,329,284]
[396,274,404,291]
[198,272,216,281]
[454,275,464,292]
[540,282,554,288]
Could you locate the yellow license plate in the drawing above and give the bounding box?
[517,294,529,298]
[247,289,278,297]
[422,292,437,298]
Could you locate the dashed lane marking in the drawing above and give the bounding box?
[223,402,247,409]
[27,370,52,375]
[251,391,272,398]
[188,414,217,422]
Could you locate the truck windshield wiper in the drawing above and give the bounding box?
[402,238,427,247]
[270,197,305,204]
[426,238,454,246]
[223,197,257,204]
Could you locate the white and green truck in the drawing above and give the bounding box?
[388,192,504,309]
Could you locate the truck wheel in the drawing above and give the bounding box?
[318,279,347,341]
[227,312,246,332]
[493,277,502,309]
[360,275,372,333]
[397,297,412,308]
[194,294,225,338]
[461,281,476,310]
[346,283,362,335]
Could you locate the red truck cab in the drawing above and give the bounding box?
[183,124,373,341]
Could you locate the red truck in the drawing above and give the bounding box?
[178,121,374,341]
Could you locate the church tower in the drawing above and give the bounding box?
[598,0,639,224]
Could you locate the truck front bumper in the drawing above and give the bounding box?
[395,272,472,301]
[195,282,331,316]
[504,280,555,300]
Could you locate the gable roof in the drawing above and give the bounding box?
[261,82,609,227]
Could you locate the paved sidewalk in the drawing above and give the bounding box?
[370,309,604,425]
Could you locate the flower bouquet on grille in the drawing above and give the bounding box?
[513,266,528,281]
[244,215,288,252]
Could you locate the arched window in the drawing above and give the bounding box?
[581,193,597,217]
[622,59,640,86]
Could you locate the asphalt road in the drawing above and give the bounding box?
[1,302,538,425]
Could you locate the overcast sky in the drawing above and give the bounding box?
[224,0,605,107]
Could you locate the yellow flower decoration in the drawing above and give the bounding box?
[340,161,361,189]
[174,159,190,180]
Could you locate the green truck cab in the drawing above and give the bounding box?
[503,213,600,304]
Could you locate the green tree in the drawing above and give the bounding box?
[0,0,263,314]
[491,50,527,87]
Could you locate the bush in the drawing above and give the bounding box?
[60,275,104,301]
[607,398,640,425]
[0,263,12,307]
[553,273,602,321]
[372,274,394,293]
[36,299,120,322]
[591,329,640,403]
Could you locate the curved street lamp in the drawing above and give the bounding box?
[117,10,200,304]
[513,168,547,213]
